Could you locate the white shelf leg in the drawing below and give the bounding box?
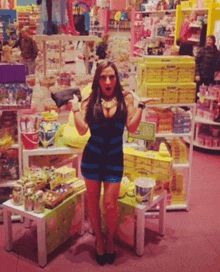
[17,110,22,178]
[187,104,196,211]
[159,190,167,235]
[85,41,89,75]
[3,207,13,251]
[135,207,145,256]
[78,192,85,236]
[43,40,47,78]
[37,218,47,267]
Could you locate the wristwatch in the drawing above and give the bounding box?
[138,102,146,109]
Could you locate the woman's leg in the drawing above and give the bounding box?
[103,182,121,253]
[84,178,104,255]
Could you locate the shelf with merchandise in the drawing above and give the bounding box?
[184,137,220,150]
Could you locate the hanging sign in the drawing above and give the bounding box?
[128,122,156,142]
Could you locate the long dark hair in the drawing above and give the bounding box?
[85,61,127,127]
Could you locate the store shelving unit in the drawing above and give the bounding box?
[0,110,22,222]
[17,11,39,35]
[0,22,4,42]
[131,8,177,57]
[183,95,220,151]
[33,35,98,76]
[145,103,197,211]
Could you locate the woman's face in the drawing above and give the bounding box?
[206,37,214,48]
[99,66,117,98]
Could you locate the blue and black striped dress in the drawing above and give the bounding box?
[81,106,126,183]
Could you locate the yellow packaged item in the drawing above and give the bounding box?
[63,111,90,149]
[118,177,130,198]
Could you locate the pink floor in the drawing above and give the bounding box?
[1,149,220,272]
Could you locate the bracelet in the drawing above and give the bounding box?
[138,102,146,109]
[72,109,80,113]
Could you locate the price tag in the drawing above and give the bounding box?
[128,122,156,142]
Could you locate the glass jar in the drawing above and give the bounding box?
[24,182,35,195]
[24,193,34,211]
[34,190,45,214]
[12,184,23,206]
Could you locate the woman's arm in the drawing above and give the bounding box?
[125,93,143,133]
[70,96,89,135]
[124,92,160,133]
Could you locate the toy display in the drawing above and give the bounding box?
[9,166,85,210]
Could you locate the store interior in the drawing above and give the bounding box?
[0,0,220,271]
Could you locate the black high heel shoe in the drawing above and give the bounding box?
[106,252,116,265]
[95,241,106,266]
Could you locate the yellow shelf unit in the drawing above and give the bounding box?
[174,1,220,45]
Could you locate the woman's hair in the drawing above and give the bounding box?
[207,35,216,44]
[85,60,127,127]
[3,40,9,46]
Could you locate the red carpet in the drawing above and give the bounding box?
[0,149,220,272]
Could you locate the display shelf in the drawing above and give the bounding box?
[184,137,220,150]
[182,8,208,12]
[156,132,192,138]
[141,9,176,14]
[0,179,17,188]
[166,203,187,210]
[173,163,190,168]
[197,93,217,100]
[33,35,98,42]
[23,146,82,157]
[189,24,202,28]
[188,38,200,42]
[146,103,196,108]
[33,35,98,76]
[195,116,220,125]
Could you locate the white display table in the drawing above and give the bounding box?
[3,189,85,267]
[135,190,167,256]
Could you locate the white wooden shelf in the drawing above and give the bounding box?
[141,9,176,14]
[146,103,196,107]
[188,38,200,42]
[0,179,17,188]
[173,163,190,168]
[23,146,82,157]
[189,24,202,28]
[33,35,98,42]
[182,8,208,12]
[184,137,220,150]
[156,132,192,137]
[195,116,220,125]
[198,93,217,100]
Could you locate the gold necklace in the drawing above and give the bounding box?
[101,97,117,109]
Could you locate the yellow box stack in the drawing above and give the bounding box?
[123,147,173,184]
[136,56,196,104]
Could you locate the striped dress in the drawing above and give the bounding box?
[81,106,126,183]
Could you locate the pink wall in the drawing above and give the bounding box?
[111,0,127,10]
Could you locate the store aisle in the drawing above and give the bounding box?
[0,149,220,272]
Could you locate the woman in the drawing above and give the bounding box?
[195,35,220,86]
[70,61,158,265]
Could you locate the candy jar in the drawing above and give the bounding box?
[24,192,34,211]
[12,184,23,205]
[34,190,46,214]
[24,181,35,195]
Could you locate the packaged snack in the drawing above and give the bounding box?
[205,136,213,147]
[213,137,219,147]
